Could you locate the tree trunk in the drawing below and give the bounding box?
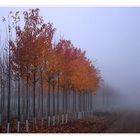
[0,70,3,126]
[72,91,75,120]
[17,78,21,132]
[57,76,60,125]
[7,49,11,133]
[41,72,44,127]
[65,90,68,123]
[26,76,29,132]
[33,72,36,129]
[47,76,51,127]
[62,87,65,124]
[52,79,55,126]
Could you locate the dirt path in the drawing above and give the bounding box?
[104,109,140,133]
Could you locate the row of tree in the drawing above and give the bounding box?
[0,8,101,132]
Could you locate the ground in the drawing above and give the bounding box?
[0,112,117,133]
[104,108,140,133]
[1,109,140,133]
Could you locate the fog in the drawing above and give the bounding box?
[0,7,140,110]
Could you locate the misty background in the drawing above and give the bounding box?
[0,7,140,108]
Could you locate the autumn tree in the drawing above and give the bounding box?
[0,8,103,132]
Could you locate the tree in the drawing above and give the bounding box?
[0,8,102,132]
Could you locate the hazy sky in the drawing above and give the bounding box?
[0,7,140,101]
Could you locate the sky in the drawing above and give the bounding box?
[0,7,140,102]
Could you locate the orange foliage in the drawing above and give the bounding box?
[10,8,101,95]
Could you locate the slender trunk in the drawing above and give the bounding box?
[85,93,87,117]
[21,81,25,121]
[52,80,55,126]
[89,93,91,116]
[87,94,89,115]
[0,71,3,126]
[65,90,68,123]
[57,76,60,125]
[17,78,21,132]
[83,93,85,118]
[7,44,11,133]
[75,92,77,120]
[41,72,44,127]
[102,84,105,112]
[47,76,51,127]
[26,76,29,132]
[72,91,75,120]
[33,72,36,129]
[90,93,92,116]
[62,87,65,124]
[2,82,5,114]
[81,94,83,118]
[79,94,81,119]
[78,94,80,118]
